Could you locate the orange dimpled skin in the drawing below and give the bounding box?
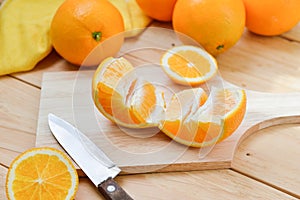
[172,0,245,56]
[242,0,300,36]
[51,0,124,66]
[136,0,177,21]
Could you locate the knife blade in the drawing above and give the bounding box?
[48,113,133,200]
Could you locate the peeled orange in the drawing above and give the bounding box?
[92,57,164,128]
[6,147,78,200]
[160,45,218,86]
[159,87,246,147]
[172,0,245,56]
[242,0,300,36]
[51,0,124,66]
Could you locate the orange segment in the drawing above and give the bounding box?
[92,56,164,128]
[159,88,221,147]
[130,82,159,124]
[6,147,78,200]
[160,87,246,147]
[160,45,218,86]
[214,88,247,141]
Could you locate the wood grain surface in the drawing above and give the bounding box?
[36,26,300,175]
[35,70,300,174]
[1,21,299,199]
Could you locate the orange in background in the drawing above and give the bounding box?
[136,0,177,22]
[173,0,246,56]
[242,0,300,36]
[51,0,124,66]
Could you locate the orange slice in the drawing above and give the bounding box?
[160,45,218,86]
[92,56,164,128]
[159,87,246,147]
[6,147,78,200]
[208,87,247,142]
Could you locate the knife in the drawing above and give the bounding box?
[48,113,133,200]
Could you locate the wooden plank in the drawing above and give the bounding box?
[36,71,233,172]
[0,165,7,200]
[0,76,38,167]
[75,169,297,200]
[282,23,300,42]
[35,24,300,174]
[10,51,78,88]
[217,28,300,93]
[0,76,40,133]
[35,69,300,174]
[0,148,20,169]
[2,162,295,200]
[232,124,300,198]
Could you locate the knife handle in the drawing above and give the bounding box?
[98,177,134,200]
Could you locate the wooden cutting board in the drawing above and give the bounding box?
[36,27,300,175]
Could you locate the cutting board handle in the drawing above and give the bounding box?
[234,90,300,147]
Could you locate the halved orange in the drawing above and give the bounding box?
[160,45,218,86]
[6,147,78,200]
[159,87,246,147]
[92,56,164,128]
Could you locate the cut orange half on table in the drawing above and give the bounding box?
[159,87,246,147]
[92,56,164,128]
[160,45,218,86]
[6,147,78,200]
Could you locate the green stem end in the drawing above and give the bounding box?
[92,31,102,42]
[216,44,224,51]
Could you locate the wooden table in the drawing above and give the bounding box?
[1,21,300,199]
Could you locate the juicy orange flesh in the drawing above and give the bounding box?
[131,82,157,123]
[168,50,211,78]
[165,90,207,120]
[212,89,237,116]
[95,58,140,125]
[12,154,72,199]
[95,57,160,126]
[163,120,221,144]
[100,58,134,89]
[220,90,246,140]
[161,88,212,144]
[161,88,246,146]
[97,82,140,125]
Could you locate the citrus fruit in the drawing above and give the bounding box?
[242,0,300,36]
[160,45,218,86]
[159,87,246,147]
[92,56,165,128]
[6,147,78,200]
[203,87,246,142]
[50,0,125,66]
[172,0,246,56]
[136,0,177,21]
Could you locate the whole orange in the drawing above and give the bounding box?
[50,0,124,66]
[136,0,177,22]
[242,0,300,36]
[172,0,245,56]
